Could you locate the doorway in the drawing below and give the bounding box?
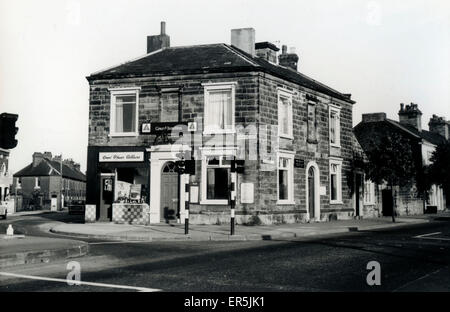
[382,189,393,216]
[160,162,179,222]
[355,173,363,217]
[99,175,114,222]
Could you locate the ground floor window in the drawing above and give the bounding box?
[364,179,376,205]
[277,152,294,204]
[201,155,231,204]
[329,158,342,203]
[114,167,149,204]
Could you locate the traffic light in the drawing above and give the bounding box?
[185,160,196,175]
[175,160,185,174]
[236,160,245,173]
[0,113,19,149]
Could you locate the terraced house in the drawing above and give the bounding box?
[85,22,358,225]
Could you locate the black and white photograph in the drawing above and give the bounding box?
[0,0,449,304]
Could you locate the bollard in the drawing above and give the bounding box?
[6,224,14,236]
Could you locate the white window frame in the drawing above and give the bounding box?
[108,87,140,137]
[363,179,376,205]
[34,177,40,189]
[200,148,236,205]
[329,158,343,204]
[202,82,236,135]
[16,178,21,189]
[277,151,295,205]
[329,105,341,148]
[277,88,293,139]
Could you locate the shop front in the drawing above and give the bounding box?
[86,146,151,225]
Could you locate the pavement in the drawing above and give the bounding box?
[0,235,88,268]
[49,215,432,242]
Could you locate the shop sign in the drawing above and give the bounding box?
[99,152,144,162]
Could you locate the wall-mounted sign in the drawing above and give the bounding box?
[294,158,305,168]
[319,186,327,196]
[99,152,144,162]
[241,183,254,204]
[141,122,151,134]
[187,122,197,132]
[190,186,199,203]
[150,122,188,134]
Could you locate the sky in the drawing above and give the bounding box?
[1,0,449,174]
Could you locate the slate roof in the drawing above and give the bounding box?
[88,43,354,103]
[386,119,447,146]
[14,158,86,182]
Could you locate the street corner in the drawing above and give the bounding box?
[0,236,89,269]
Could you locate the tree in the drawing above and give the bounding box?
[428,141,450,203]
[363,133,417,222]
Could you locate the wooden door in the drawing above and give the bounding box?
[160,162,179,222]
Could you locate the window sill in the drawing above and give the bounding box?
[277,200,295,205]
[330,143,341,148]
[203,129,236,135]
[330,200,343,205]
[109,132,139,137]
[279,134,294,140]
[200,200,229,205]
[363,202,376,206]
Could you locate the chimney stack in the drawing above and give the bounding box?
[147,21,170,53]
[32,152,44,167]
[398,103,422,132]
[255,42,279,63]
[429,115,449,140]
[231,28,255,56]
[278,45,299,71]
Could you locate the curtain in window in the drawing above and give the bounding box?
[207,90,232,130]
[330,113,336,143]
[279,97,289,135]
[115,95,136,133]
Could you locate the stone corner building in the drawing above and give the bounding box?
[354,103,448,217]
[12,152,86,211]
[85,22,360,225]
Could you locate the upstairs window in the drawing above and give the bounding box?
[203,82,236,134]
[278,89,293,139]
[160,91,179,122]
[329,106,341,147]
[109,88,140,136]
[35,177,40,189]
[17,178,22,189]
[307,102,318,143]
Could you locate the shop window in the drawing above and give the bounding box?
[114,167,149,204]
[201,155,231,204]
[330,159,342,203]
[203,82,236,134]
[277,152,294,204]
[161,92,179,122]
[109,88,140,137]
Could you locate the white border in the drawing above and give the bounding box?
[108,87,141,137]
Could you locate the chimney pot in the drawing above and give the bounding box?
[282,45,287,54]
[398,102,422,131]
[161,21,166,35]
[147,21,170,53]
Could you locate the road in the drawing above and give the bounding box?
[1,212,450,292]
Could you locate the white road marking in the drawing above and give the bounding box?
[0,272,161,292]
[89,241,150,245]
[413,232,441,238]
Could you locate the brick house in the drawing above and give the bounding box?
[12,152,86,211]
[85,23,359,225]
[354,104,448,217]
